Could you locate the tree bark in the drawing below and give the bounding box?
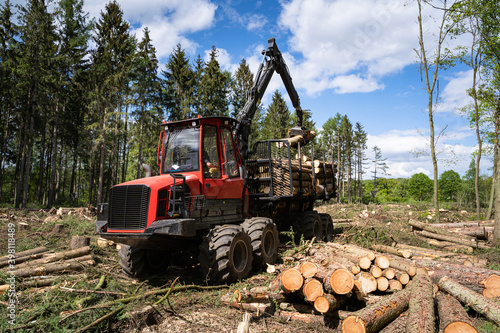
[415,230,489,249]
[13,246,90,269]
[341,286,411,333]
[378,312,407,333]
[314,293,346,314]
[0,246,48,262]
[9,260,87,278]
[371,244,411,259]
[438,276,500,326]
[436,291,478,333]
[406,273,435,333]
[413,259,498,293]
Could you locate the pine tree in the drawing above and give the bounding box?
[131,27,161,178]
[353,122,368,202]
[0,0,17,203]
[199,46,230,117]
[231,58,253,118]
[262,90,291,139]
[340,116,353,203]
[371,146,389,201]
[16,0,57,208]
[191,54,204,116]
[91,0,135,205]
[46,0,92,207]
[163,44,194,120]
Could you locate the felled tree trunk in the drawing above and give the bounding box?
[9,260,86,278]
[269,268,303,293]
[438,276,500,326]
[414,260,498,294]
[300,278,324,303]
[0,246,48,264]
[435,291,478,333]
[14,246,90,269]
[378,312,408,333]
[415,230,489,249]
[371,244,411,259]
[314,293,346,314]
[406,274,435,333]
[341,285,412,333]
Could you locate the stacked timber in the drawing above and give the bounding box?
[220,241,500,332]
[247,151,335,198]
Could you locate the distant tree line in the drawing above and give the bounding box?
[0,0,371,208]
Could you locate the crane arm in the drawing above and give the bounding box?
[235,38,309,159]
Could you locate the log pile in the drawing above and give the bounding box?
[409,219,492,249]
[221,241,500,332]
[247,152,335,198]
[0,245,94,292]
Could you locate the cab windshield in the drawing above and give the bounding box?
[162,126,200,173]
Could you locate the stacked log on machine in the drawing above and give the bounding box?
[247,152,336,198]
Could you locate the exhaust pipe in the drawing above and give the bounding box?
[142,164,152,178]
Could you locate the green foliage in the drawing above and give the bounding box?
[261,90,291,139]
[439,169,461,201]
[199,46,231,117]
[408,173,433,201]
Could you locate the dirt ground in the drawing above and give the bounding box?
[1,203,499,332]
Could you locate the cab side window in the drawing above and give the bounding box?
[202,125,220,178]
[220,127,239,178]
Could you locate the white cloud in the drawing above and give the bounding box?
[365,128,487,178]
[85,0,217,59]
[220,3,268,33]
[330,75,385,94]
[438,70,474,113]
[278,0,471,96]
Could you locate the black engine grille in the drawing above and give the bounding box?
[108,185,150,230]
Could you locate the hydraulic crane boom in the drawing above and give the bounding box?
[235,38,311,159]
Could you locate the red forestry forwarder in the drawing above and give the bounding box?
[96,38,337,284]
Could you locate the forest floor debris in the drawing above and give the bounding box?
[0,203,499,332]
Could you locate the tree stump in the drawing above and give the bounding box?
[71,236,90,250]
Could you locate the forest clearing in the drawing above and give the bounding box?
[1,203,499,333]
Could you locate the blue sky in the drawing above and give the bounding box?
[77,0,493,178]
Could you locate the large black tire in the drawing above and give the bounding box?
[242,217,279,269]
[320,213,334,242]
[294,211,322,242]
[199,225,253,284]
[118,245,170,278]
[119,245,146,278]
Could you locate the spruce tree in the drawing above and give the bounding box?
[131,27,161,178]
[163,44,194,120]
[0,0,17,203]
[91,0,135,205]
[199,46,230,117]
[262,90,291,139]
[231,58,253,118]
[16,0,57,208]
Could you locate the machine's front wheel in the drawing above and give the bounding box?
[118,245,170,277]
[118,245,146,278]
[320,213,334,242]
[199,225,253,284]
[242,217,279,269]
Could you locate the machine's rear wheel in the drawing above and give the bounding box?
[242,218,279,268]
[199,225,253,284]
[119,245,145,278]
[320,213,334,242]
[294,211,322,242]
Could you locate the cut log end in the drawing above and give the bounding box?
[302,278,324,303]
[300,261,318,279]
[444,321,478,333]
[282,268,304,293]
[342,316,366,333]
[330,269,354,295]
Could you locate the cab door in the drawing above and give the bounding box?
[217,126,244,198]
[202,125,223,198]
